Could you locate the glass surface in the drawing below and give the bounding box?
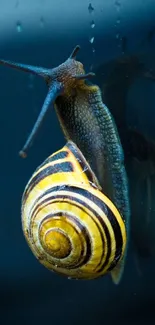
[0,1,155,324]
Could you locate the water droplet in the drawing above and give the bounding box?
[116,33,120,39]
[68,277,72,280]
[90,20,95,28]
[16,21,22,33]
[89,36,94,44]
[92,47,95,53]
[40,16,45,28]
[116,18,120,24]
[115,0,121,7]
[15,1,19,8]
[115,0,121,12]
[88,3,94,14]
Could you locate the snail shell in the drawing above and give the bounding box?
[22,141,126,283]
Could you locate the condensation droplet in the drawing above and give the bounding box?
[90,20,95,28]
[88,3,94,14]
[116,33,120,39]
[92,47,95,53]
[115,0,121,12]
[15,0,19,8]
[116,18,120,24]
[40,16,45,28]
[16,21,22,33]
[89,36,94,44]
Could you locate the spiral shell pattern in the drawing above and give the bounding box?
[21,141,126,280]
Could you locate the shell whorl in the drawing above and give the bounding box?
[21,141,126,280]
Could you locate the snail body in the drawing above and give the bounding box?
[22,141,126,283]
[0,45,130,283]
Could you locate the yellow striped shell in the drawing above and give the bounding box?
[21,141,127,283]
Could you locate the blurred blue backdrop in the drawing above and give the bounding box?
[0,1,155,324]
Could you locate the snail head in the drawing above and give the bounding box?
[0,45,95,157]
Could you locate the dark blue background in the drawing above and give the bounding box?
[0,1,155,324]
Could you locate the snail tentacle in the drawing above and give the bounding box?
[0,45,96,156]
[19,82,64,158]
[0,59,50,77]
[69,45,81,59]
[0,45,130,283]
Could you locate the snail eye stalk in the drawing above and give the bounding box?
[19,82,64,158]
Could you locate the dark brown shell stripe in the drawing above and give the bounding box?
[22,141,97,206]
[0,45,127,282]
[21,141,126,280]
[27,184,123,273]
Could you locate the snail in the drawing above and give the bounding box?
[0,45,130,283]
[22,140,126,283]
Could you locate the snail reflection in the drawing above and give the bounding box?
[95,50,155,273]
[0,45,130,284]
[129,134,155,270]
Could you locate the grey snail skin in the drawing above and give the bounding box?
[0,45,130,284]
